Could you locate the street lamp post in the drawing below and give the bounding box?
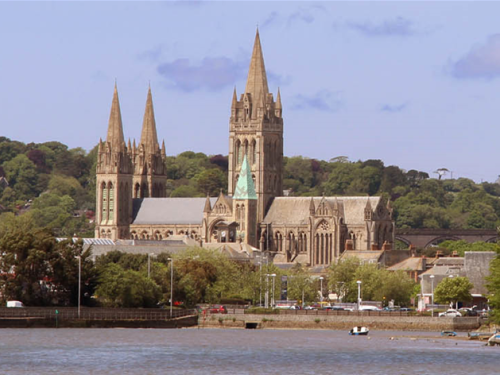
[77,255,81,319]
[168,258,173,316]
[265,274,269,308]
[319,276,324,303]
[270,274,276,308]
[357,280,362,311]
[256,255,262,307]
[147,253,154,278]
[430,275,435,317]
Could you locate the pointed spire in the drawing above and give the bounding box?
[231,87,237,108]
[161,140,166,157]
[106,83,125,151]
[204,194,212,213]
[245,29,269,103]
[127,138,131,150]
[365,198,372,209]
[309,197,315,215]
[234,155,257,200]
[140,86,159,155]
[133,139,137,153]
[276,88,282,109]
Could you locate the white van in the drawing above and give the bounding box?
[359,305,380,311]
[6,300,24,308]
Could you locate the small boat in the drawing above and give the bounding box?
[468,331,493,341]
[487,334,500,346]
[349,326,369,336]
[441,330,457,337]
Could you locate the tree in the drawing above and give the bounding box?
[486,253,500,324]
[2,154,39,200]
[96,264,161,308]
[327,257,362,302]
[195,168,226,196]
[0,228,96,306]
[433,276,473,308]
[286,264,315,304]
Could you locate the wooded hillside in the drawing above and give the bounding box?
[1,137,500,236]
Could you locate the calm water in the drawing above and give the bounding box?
[0,328,498,374]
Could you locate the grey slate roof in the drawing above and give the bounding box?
[262,196,381,225]
[132,197,217,225]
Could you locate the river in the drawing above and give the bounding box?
[0,328,498,374]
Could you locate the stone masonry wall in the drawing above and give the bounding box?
[200,313,482,332]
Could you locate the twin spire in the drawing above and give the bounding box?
[106,83,125,151]
[105,84,162,156]
[140,86,160,155]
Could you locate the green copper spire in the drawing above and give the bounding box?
[233,155,257,200]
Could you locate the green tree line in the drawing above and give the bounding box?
[3,137,500,236]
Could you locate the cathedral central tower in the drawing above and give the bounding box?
[228,30,284,223]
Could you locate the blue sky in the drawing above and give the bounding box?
[1,1,500,182]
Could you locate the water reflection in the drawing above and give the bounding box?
[0,329,498,374]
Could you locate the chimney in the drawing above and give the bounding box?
[345,239,354,251]
[421,256,427,271]
[409,245,416,257]
[382,241,392,251]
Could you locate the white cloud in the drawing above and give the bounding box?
[451,34,500,79]
[348,17,417,37]
[291,90,342,112]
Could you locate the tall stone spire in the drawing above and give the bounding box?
[140,86,159,155]
[106,83,125,151]
[245,29,269,103]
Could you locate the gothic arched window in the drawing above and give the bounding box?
[251,139,256,165]
[107,182,114,224]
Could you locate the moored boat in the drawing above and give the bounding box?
[349,326,369,336]
[441,330,457,337]
[487,333,500,346]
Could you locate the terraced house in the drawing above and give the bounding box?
[95,31,395,267]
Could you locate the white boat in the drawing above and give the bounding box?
[487,333,500,346]
[349,326,369,336]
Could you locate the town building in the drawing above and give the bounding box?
[94,31,396,267]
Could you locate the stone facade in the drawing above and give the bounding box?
[94,31,395,266]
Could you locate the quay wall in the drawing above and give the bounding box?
[200,313,482,332]
[0,315,198,329]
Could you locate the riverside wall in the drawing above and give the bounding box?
[0,315,198,329]
[200,313,483,332]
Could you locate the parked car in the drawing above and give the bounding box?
[206,305,227,314]
[400,307,414,312]
[438,309,462,318]
[328,306,345,311]
[459,308,478,316]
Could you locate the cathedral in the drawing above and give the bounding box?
[95,31,395,267]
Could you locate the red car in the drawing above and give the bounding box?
[207,304,227,314]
